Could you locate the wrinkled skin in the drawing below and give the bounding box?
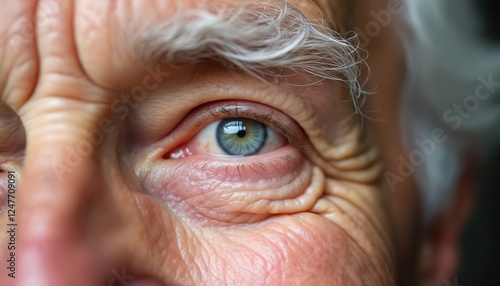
[0,0,425,285]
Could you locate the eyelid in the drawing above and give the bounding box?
[156,100,307,158]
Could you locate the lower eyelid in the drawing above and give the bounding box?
[145,145,312,223]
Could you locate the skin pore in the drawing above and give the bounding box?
[0,0,438,285]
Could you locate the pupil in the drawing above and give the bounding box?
[237,130,246,138]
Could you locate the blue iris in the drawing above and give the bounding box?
[216,118,268,156]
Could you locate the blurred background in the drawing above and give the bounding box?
[407,0,500,284]
[459,150,500,285]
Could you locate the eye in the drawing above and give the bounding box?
[171,117,287,158]
[147,102,314,223]
[216,118,267,156]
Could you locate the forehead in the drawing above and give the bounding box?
[76,0,334,30]
[71,0,344,88]
[1,0,353,112]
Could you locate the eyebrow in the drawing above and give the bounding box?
[124,1,365,112]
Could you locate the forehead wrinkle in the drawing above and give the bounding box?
[121,0,365,112]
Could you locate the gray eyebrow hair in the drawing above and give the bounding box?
[126,1,365,112]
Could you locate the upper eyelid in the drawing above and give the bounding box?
[127,68,337,147]
[194,102,302,146]
[206,104,297,143]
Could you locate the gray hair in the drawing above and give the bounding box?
[127,0,366,113]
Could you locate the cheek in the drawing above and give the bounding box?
[196,214,387,285]
[258,215,392,285]
[142,146,324,224]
